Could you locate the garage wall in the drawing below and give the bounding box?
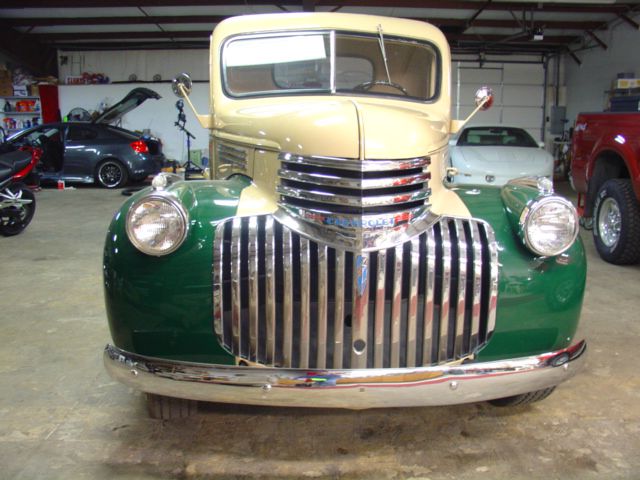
[451,60,546,141]
[58,83,210,162]
[57,49,209,84]
[564,16,640,123]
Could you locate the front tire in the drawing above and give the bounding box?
[488,387,556,407]
[0,184,36,236]
[96,159,129,188]
[146,393,198,420]
[593,179,640,265]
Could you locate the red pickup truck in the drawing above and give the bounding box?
[570,112,640,264]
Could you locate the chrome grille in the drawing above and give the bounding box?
[213,215,498,369]
[277,153,431,231]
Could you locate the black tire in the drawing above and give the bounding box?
[592,179,640,265]
[0,184,36,236]
[146,393,198,419]
[96,159,129,188]
[488,387,556,407]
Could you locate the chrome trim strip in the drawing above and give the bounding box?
[299,237,311,369]
[485,223,499,335]
[278,169,430,190]
[105,340,586,410]
[277,184,430,207]
[212,222,224,345]
[351,253,370,369]
[390,245,403,368]
[248,216,259,362]
[423,228,436,365]
[406,238,420,367]
[231,218,242,357]
[470,221,482,351]
[454,219,467,359]
[333,250,345,369]
[317,245,328,369]
[374,249,386,369]
[280,153,430,172]
[282,229,293,367]
[264,216,276,365]
[439,221,452,363]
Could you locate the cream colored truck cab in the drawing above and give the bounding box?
[176,13,491,236]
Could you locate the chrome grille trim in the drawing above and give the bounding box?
[280,153,430,172]
[278,169,431,190]
[276,184,430,207]
[216,142,248,169]
[213,215,498,369]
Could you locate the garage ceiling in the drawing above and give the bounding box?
[1,1,639,75]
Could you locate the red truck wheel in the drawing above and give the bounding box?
[593,179,640,264]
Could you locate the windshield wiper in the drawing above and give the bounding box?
[377,24,392,84]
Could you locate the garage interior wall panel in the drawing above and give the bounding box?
[452,61,545,141]
[58,83,210,162]
[58,50,209,83]
[565,17,640,122]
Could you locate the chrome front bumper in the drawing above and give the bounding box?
[104,341,586,409]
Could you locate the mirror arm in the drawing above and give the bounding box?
[450,96,491,135]
[177,84,212,129]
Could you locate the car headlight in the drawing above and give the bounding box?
[126,195,188,256]
[520,196,579,257]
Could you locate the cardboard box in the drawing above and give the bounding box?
[12,85,28,96]
[0,85,12,97]
[28,84,39,97]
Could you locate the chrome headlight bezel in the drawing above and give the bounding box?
[519,195,579,257]
[125,194,189,256]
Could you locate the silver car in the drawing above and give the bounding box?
[3,88,165,188]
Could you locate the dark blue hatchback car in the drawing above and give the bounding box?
[2,88,165,188]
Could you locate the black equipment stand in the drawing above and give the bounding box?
[174,100,203,180]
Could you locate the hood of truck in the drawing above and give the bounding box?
[215,96,449,159]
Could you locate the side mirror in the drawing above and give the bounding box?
[475,86,494,111]
[172,73,193,98]
[449,138,457,147]
[538,141,545,149]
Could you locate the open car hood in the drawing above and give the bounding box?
[92,87,161,125]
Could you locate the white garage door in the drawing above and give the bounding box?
[452,62,545,141]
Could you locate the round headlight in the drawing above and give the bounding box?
[520,196,579,257]
[126,195,188,256]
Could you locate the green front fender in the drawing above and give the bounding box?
[103,178,249,365]
[454,185,586,362]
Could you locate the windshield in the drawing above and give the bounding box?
[458,127,539,148]
[222,31,439,101]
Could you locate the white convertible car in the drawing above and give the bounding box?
[448,125,554,186]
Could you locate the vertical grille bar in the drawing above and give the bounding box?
[212,222,225,347]
[469,221,483,351]
[454,219,467,359]
[231,217,242,358]
[374,250,387,368]
[214,215,498,370]
[351,253,370,368]
[438,221,452,363]
[299,238,311,369]
[316,245,328,368]
[390,245,403,368]
[422,228,436,365]
[485,224,499,335]
[248,216,259,362]
[406,238,420,367]
[264,216,276,364]
[333,250,345,369]
[282,229,293,367]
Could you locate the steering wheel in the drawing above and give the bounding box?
[353,80,409,96]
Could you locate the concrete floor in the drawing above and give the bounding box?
[0,182,638,480]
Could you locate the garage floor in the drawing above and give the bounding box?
[1,182,638,480]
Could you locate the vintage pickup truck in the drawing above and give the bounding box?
[103,13,586,419]
[571,111,640,264]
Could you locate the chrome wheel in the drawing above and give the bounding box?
[597,197,621,248]
[97,160,127,188]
